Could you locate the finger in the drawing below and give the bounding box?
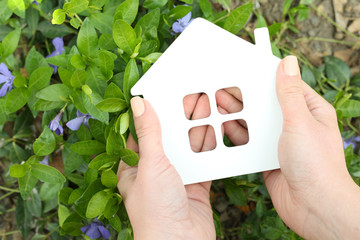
[218,106,249,145]
[130,97,168,165]
[192,94,211,120]
[224,87,242,102]
[216,89,243,114]
[276,56,312,128]
[185,181,212,206]
[127,135,139,154]
[301,81,337,126]
[117,161,138,200]
[183,93,201,119]
[201,126,216,152]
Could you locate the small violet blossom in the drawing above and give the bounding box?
[0,63,14,97]
[81,220,110,240]
[343,136,360,150]
[39,156,49,165]
[46,37,65,74]
[66,110,94,131]
[31,0,38,5]
[172,11,193,33]
[49,112,63,136]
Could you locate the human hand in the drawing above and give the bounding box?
[263,56,360,239]
[116,97,215,240]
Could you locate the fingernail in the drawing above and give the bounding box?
[131,97,145,118]
[283,56,300,76]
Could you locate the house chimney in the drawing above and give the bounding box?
[254,28,272,54]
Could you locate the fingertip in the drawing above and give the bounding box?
[131,97,145,118]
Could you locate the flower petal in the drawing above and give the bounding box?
[77,110,86,117]
[0,83,10,97]
[52,37,64,51]
[0,75,8,84]
[172,22,183,33]
[81,225,90,233]
[182,11,192,24]
[85,226,101,239]
[66,117,85,131]
[0,63,11,77]
[97,226,110,240]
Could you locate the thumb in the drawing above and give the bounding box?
[130,97,168,164]
[276,56,311,126]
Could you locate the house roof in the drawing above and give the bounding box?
[131,17,277,96]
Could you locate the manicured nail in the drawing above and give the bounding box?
[283,56,300,76]
[131,97,145,117]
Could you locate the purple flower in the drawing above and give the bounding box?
[66,110,94,131]
[46,37,65,74]
[39,156,49,165]
[0,63,14,97]
[343,136,360,150]
[172,10,193,33]
[49,112,63,135]
[81,220,110,240]
[31,0,38,5]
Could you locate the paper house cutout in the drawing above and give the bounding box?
[131,18,283,185]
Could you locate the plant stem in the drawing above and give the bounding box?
[310,4,360,41]
[213,10,230,24]
[0,185,20,193]
[296,37,358,46]
[0,191,15,201]
[0,230,21,236]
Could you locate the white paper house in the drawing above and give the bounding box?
[131,18,283,185]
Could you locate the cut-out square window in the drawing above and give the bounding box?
[222,119,249,147]
[188,125,216,152]
[215,87,243,114]
[183,93,211,120]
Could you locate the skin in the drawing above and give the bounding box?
[117,56,360,239]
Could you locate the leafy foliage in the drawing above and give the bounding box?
[0,0,359,239]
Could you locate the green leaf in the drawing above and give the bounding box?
[34,100,63,111]
[36,84,71,102]
[104,83,125,99]
[77,124,92,140]
[168,6,192,20]
[86,190,110,218]
[98,51,114,80]
[106,129,125,156]
[33,126,56,156]
[52,9,66,25]
[68,188,83,205]
[256,14,267,28]
[199,0,212,18]
[86,65,107,96]
[134,9,160,41]
[88,13,113,34]
[8,0,25,18]
[71,140,106,155]
[104,197,119,218]
[82,90,109,123]
[116,111,129,134]
[13,75,27,88]
[38,20,75,38]
[282,0,293,17]
[0,0,12,23]
[101,170,118,188]
[123,58,139,102]
[64,0,89,14]
[70,54,86,69]
[143,0,167,9]
[99,33,117,50]
[15,196,32,237]
[96,98,128,112]
[225,183,246,206]
[77,18,98,57]
[324,56,351,88]
[58,204,71,227]
[85,168,98,186]
[113,19,137,55]
[2,28,21,58]
[5,87,31,113]
[89,153,119,170]
[58,67,73,87]
[9,164,27,177]
[29,66,54,90]
[70,69,87,88]
[301,65,317,88]
[27,191,42,217]
[70,18,81,29]
[224,3,253,34]
[119,148,139,166]
[31,163,66,183]
[40,182,62,201]
[337,99,360,118]
[88,118,106,143]
[25,47,48,75]
[113,0,139,25]
[26,6,39,34]
[19,170,38,199]
[46,55,68,68]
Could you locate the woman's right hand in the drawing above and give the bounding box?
[263,56,360,239]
